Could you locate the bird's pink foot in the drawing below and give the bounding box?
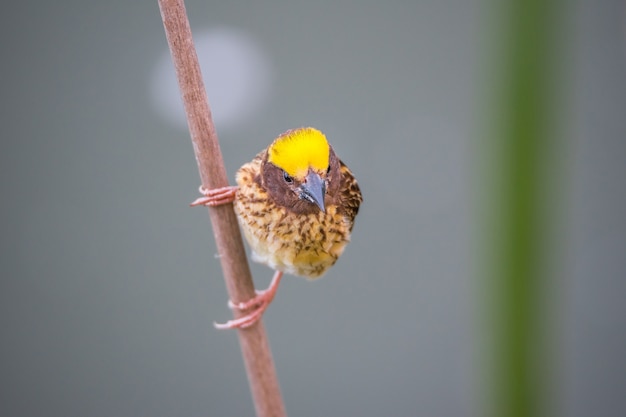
[190,185,237,207]
[214,271,283,330]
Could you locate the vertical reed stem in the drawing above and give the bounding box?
[481,1,562,416]
[158,1,287,416]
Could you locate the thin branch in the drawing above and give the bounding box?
[157,1,286,416]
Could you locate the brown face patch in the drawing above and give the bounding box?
[261,146,343,215]
[324,147,343,206]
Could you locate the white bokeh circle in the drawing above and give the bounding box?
[150,27,273,130]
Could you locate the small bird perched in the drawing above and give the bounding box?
[191,127,362,329]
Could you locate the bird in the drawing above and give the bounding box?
[191,127,362,329]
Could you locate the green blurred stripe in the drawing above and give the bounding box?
[484,1,561,417]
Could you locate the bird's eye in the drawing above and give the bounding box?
[283,171,293,183]
[326,165,331,174]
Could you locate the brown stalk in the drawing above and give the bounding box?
[157,1,286,416]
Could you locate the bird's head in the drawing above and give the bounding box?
[264,127,338,214]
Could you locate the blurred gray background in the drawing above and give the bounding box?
[1,1,625,416]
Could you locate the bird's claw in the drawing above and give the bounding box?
[190,185,237,207]
[214,271,283,330]
[213,306,267,330]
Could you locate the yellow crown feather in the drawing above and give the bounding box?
[268,127,330,178]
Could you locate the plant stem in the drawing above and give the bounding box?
[157,1,286,416]
[481,1,562,417]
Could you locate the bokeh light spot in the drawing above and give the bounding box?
[150,27,273,131]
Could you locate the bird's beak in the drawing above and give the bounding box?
[299,171,326,212]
